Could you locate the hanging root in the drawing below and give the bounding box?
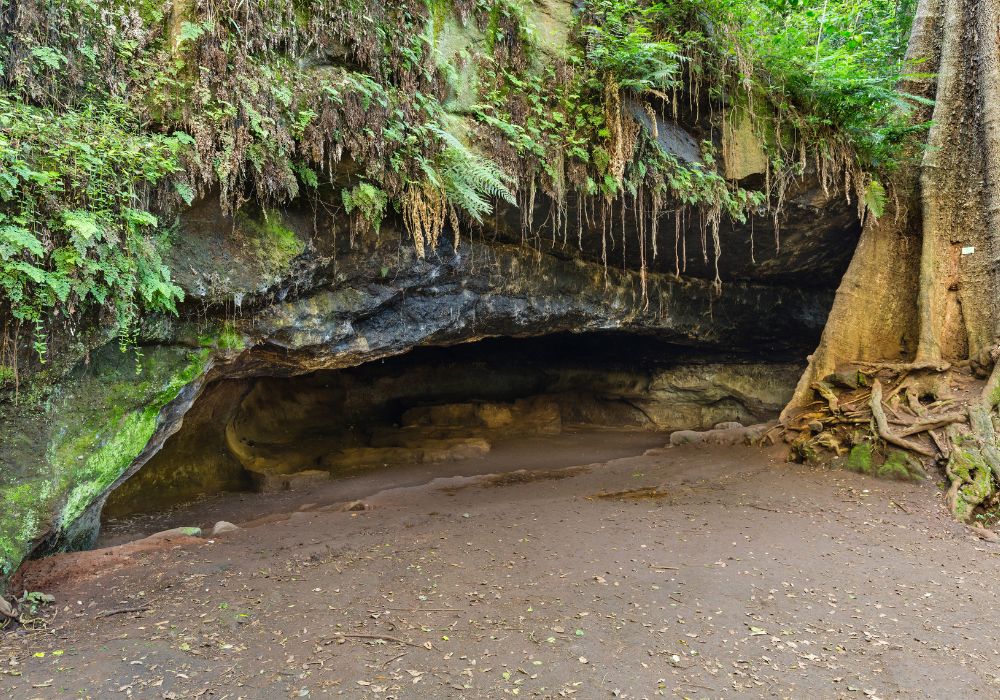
[403,183,447,259]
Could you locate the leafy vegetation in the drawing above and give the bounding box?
[0,95,184,358]
[0,0,918,379]
[700,0,925,225]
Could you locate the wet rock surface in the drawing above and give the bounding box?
[1,199,839,585]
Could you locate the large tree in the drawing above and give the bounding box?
[782,0,1000,519]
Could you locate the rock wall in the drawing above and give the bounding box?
[0,212,835,584]
[103,334,803,516]
[0,38,862,587]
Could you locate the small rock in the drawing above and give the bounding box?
[149,526,202,540]
[669,430,705,446]
[971,525,1000,543]
[713,421,744,431]
[825,368,861,390]
[211,521,240,536]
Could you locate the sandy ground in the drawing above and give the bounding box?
[3,434,1000,699]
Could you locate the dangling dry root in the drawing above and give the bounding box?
[403,183,447,259]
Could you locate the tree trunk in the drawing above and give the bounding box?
[782,0,1000,520]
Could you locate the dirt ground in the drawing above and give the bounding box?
[3,433,1000,699]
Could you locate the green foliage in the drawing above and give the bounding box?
[864,179,887,219]
[18,590,54,616]
[0,0,919,370]
[709,0,922,173]
[425,125,516,223]
[176,20,213,47]
[582,0,683,93]
[0,94,184,354]
[571,0,921,203]
[342,182,390,234]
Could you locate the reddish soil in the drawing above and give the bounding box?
[3,434,1000,699]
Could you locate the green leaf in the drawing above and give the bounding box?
[177,21,210,46]
[30,46,67,70]
[9,261,47,284]
[864,179,887,219]
[174,182,196,206]
[0,225,44,258]
[123,208,158,229]
[170,131,197,147]
[62,211,101,242]
[294,163,319,189]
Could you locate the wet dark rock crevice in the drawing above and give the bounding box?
[103,332,803,520]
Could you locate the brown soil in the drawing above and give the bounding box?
[2,433,999,699]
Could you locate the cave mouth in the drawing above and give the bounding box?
[100,331,804,537]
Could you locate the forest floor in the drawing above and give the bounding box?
[3,432,1000,699]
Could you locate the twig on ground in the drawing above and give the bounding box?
[330,633,427,649]
[95,605,150,619]
[382,651,409,668]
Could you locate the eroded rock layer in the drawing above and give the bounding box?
[104,334,802,515]
[0,218,832,581]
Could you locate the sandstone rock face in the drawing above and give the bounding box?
[0,120,851,586]
[98,343,802,518]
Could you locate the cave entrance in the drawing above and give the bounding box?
[100,332,801,541]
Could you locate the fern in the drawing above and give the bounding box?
[864,179,887,219]
[0,226,44,259]
[0,93,184,355]
[429,125,515,223]
[342,182,389,233]
[582,0,683,94]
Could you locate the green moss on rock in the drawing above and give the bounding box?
[198,321,246,352]
[949,448,996,522]
[877,450,915,481]
[844,442,874,474]
[0,344,211,584]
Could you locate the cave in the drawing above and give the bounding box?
[99,331,803,537]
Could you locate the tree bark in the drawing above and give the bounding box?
[783,0,1000,519]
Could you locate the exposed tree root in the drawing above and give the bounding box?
[781,363,1000,519]
[895,414,966,438]
[780,0,1000,527]
[869,380,936,457]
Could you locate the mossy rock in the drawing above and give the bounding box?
[949,447,995,521]
[876,450,919,481]
[844,442,875,474]
[0,343,212,587]
[842,444,924,482]
[166,200,310,305]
